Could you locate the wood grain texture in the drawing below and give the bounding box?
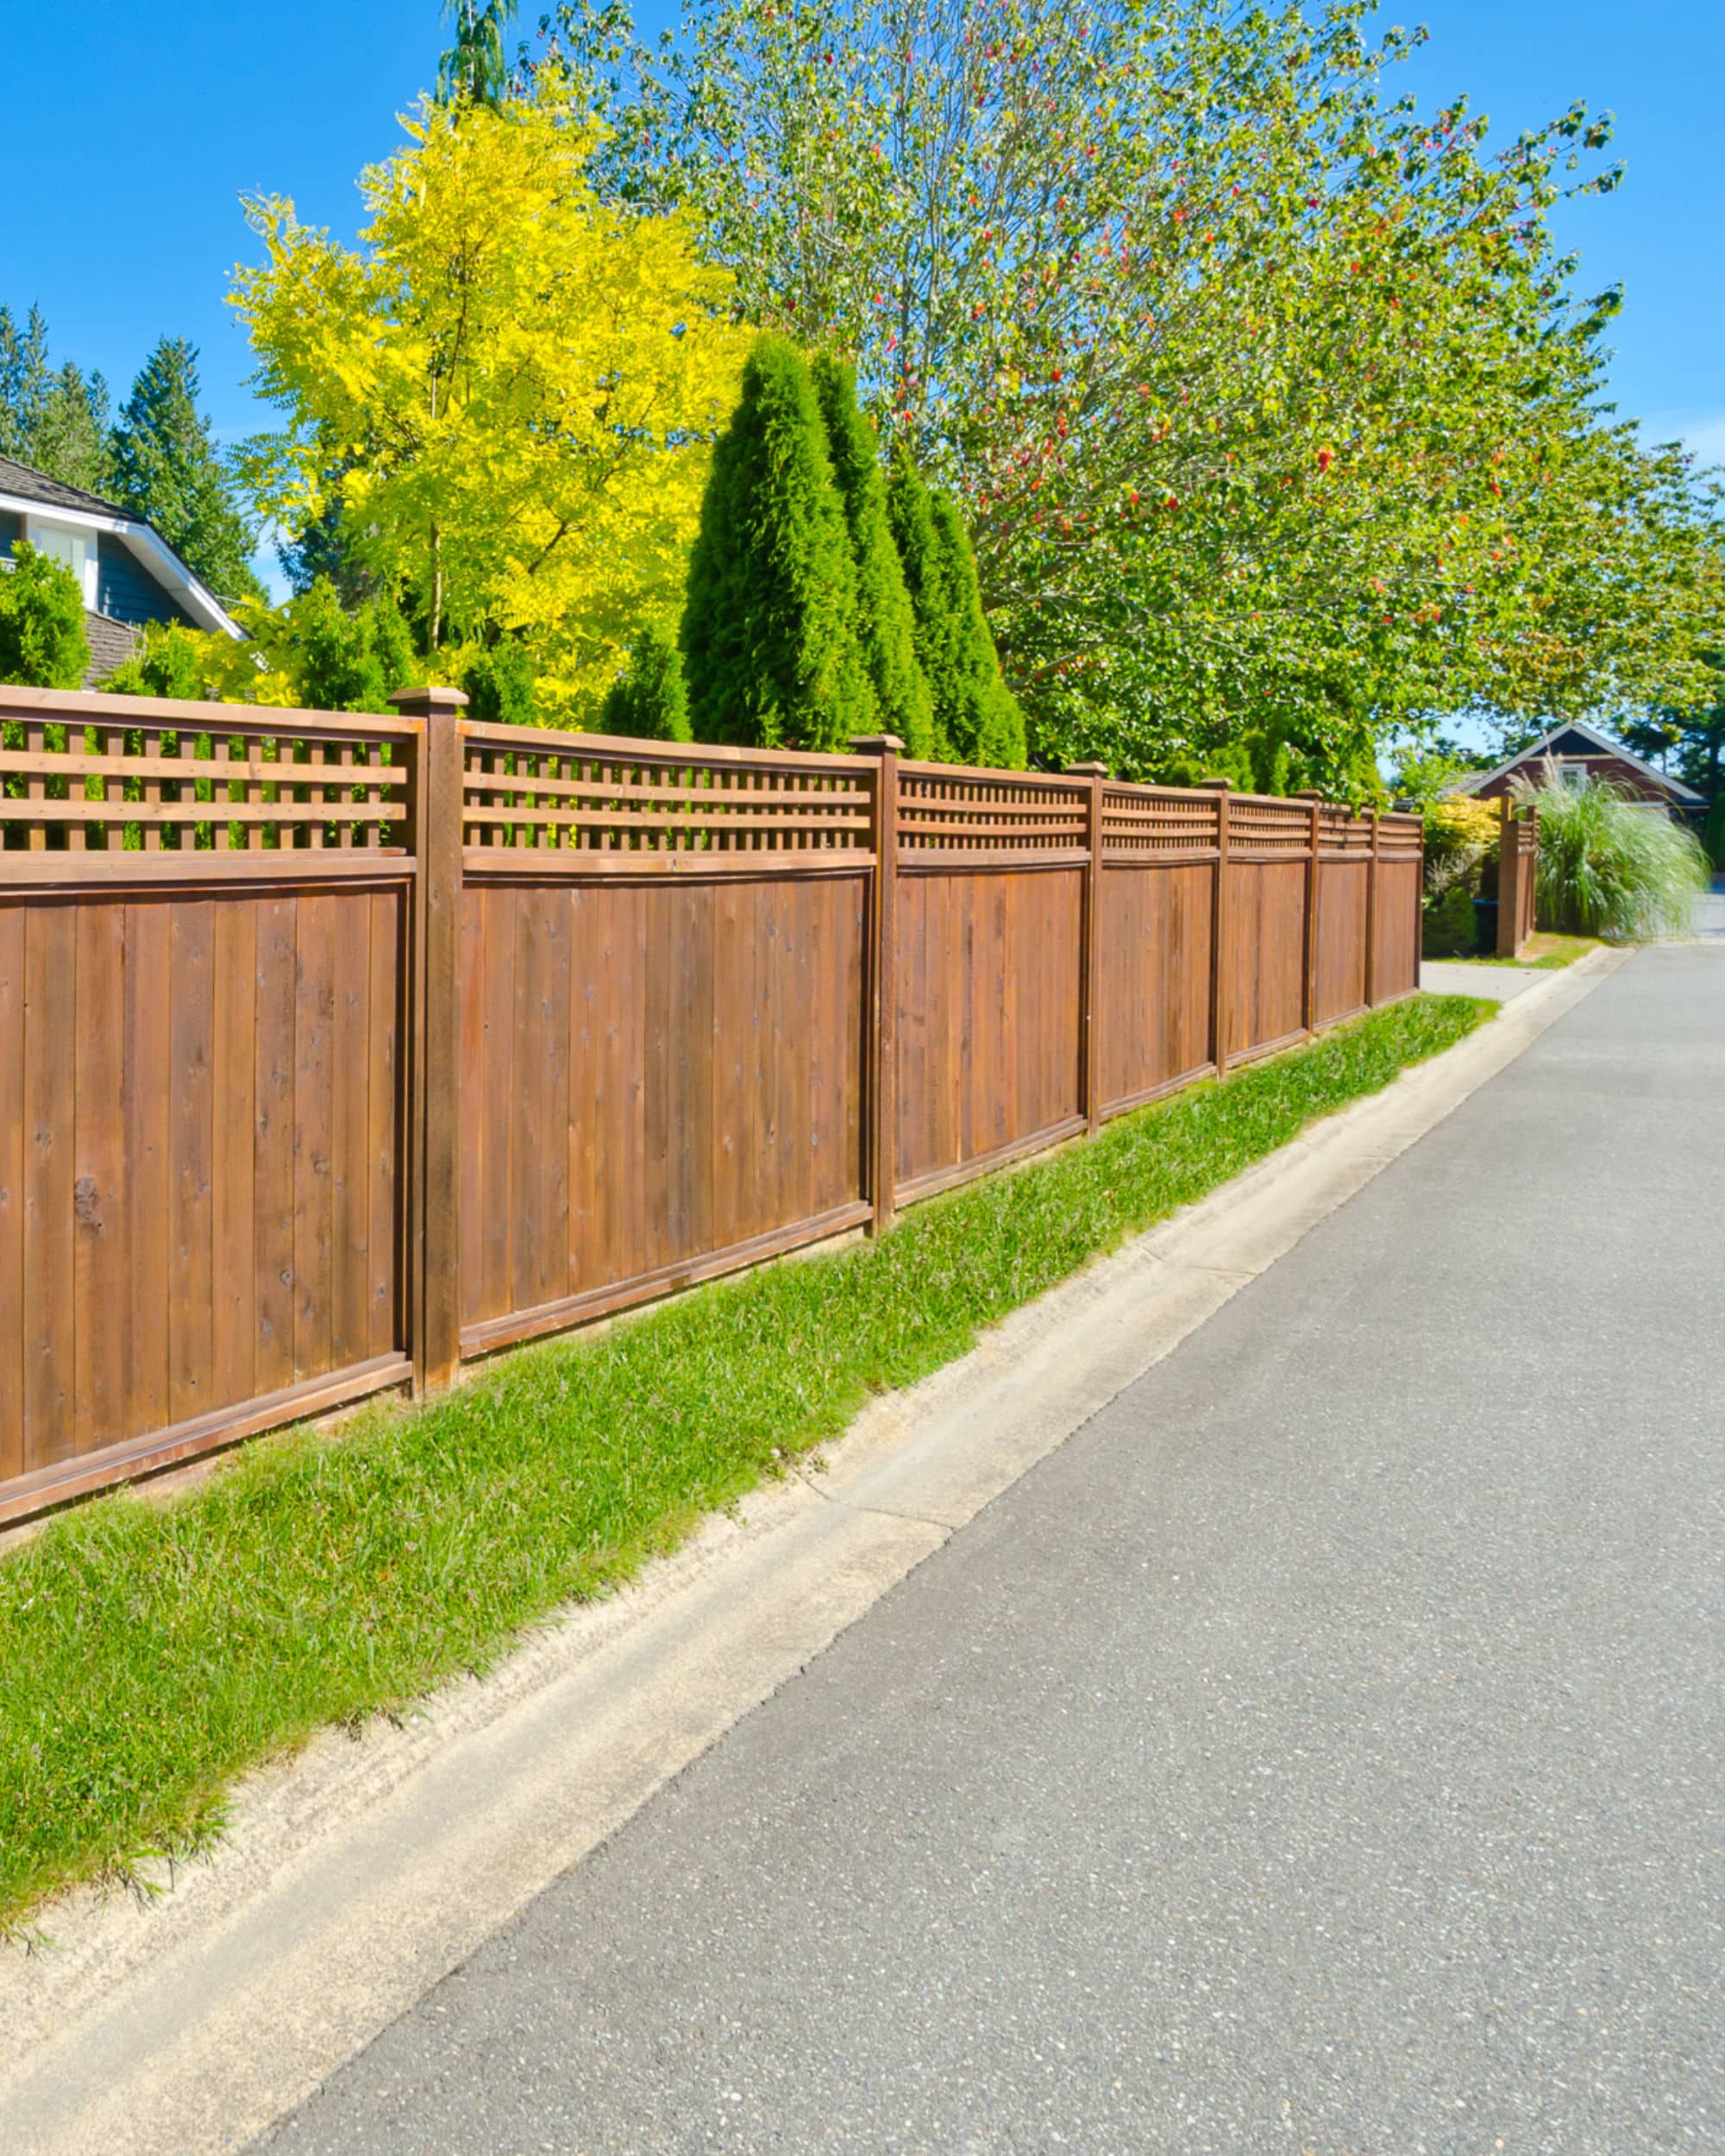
[458,871,869,1343]
[893,868,1083,1196]
[1222,861,1308,1060]
[0,886,404,1490]
[1097,862,1215,1112]
[1314,860,1370,1027]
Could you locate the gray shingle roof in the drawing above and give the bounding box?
[0,454,129,519]
[84,611,141,686]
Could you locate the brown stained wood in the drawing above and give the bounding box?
[510,889,549,1317]
[369,889,402,1361]
[479,885,516,1324]
[1097,863,1214,1110]
[0,908,22,1481]
[120,900,172,1445]
[168,899,216,1425]
[457,887,488,1332]
[22,906,76,1464]
[292,893,336,1385]
[329,895,372,1369]
[253,895,298,1397]
[710,880,753,1252]
[72,904,127,1457]
[211,902,258,1409]
[777,881,814,1235]
[1373,860,1421,999]
[1313,860,1370,1026]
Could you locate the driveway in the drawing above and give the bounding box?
[255,948,1725,2156]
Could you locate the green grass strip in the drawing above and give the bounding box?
[0,993,1490,1933]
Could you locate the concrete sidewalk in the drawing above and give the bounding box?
[248,947,1724,2154]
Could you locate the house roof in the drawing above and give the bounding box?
[0,455,244,641]
[1456,718,1705,805]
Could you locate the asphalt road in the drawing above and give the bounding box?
[255,949,1724,2156]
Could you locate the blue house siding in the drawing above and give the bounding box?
[0,508,21,556]
[96,534,196,628]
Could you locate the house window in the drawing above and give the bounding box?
[1559,762,1588,789]
[24,517,98,608]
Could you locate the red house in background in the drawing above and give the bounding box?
[1458,718,1705,818]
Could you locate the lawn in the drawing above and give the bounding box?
[0,992,1492,1937]
[1424,931,1602,970]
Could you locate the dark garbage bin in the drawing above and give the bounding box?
[1472,897,1499,955]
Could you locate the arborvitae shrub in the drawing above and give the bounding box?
[810,354,933,758]
[461,636,537,727]
[886,449,1026,769]
[681,335,876,751]
[101,621,205,701]
[600,623,692,743]
[0,542,88,689]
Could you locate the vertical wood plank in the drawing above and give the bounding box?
[510,887,548,1314]
[253,894,298,1397]
[480,885,516,1324]
[369,887,401,1361]
[211,899,257,1408]
[72,902,127,1458]
[1365,811,1382,1002]
[1205,781,1231,1078]
[292,892,335,1384]
[122,900,172,1443]
[168,899,215,1425]
[1068,765,1107,1135]
[457,887,487,1333]
[851,737,900,1234]
[22,904,76,1465]
[330,890,371,1369]
[0,906,22,1481]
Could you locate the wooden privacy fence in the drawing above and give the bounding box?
[1496,796,1540,958]
[0,684,1421,1522]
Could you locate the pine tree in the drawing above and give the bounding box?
[0,307,51,462]
[886,448,1026,768]
[461,635,537,726]
[601,624,692,742]
[31,362,112,495]
[681,335,876,751]
[0,542,89,688]
[110,338,262,603]
[810,354,933,758]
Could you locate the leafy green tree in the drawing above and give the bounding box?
[439,0,519,103]
[810,354,933,758]
[110,338,262,603]
[886,448,1024,768]
[682,334,876,750]
[0,542,89,687]
[547,0,1722,786]
[600,623,692,741]
[1622,652,1725,802]
[101,621,204,699]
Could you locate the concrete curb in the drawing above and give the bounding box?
[0,953,1627,2156]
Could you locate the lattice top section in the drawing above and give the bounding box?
[1100,785,1221,859]
[897,766,1087,857]
[0,686,416,856]
[1318,805,1375,860]
[461,722,872,860]
[1228,795,1315,859]
[1377,810,1423,865]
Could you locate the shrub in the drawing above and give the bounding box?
[886,448,1026,768]
[810,354,935,759]
[285,580,417,713]
[681,334,876,751]
[1421,797,1500,904]
[1521,769,1709,938]
[600,624,692,743]
[0,542,88,688]
[101,622,205,701]
[1422,882,1478,957]
[461,636,537,727]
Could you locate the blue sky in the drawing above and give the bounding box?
[3,0,1720,521]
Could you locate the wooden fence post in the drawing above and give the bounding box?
[1496,793,1518,959]
[392,682,468,1397]
[1364,807,1381,1006]
[1295,790,1324,1035]
[1067,761,1109,1134]
[851,734,903,1236]
[1201,777,1232,1076]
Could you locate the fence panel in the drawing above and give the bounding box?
[1095,786,1219,1112]
[0,686,415,1522]
[1222,797,1310,1062]
[0,692,1425,1523]
[892,768,1086,1200]
[454,727,873,1356]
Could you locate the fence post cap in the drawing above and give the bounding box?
[388,683,470,715]
[1292,788,1326,801]
[849,733,905,755]
[1198,775,1233,790]
[1064,760,1110,777]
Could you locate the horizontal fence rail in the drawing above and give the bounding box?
[0,686,1421,1522]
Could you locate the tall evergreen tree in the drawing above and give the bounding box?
[31,362,112,495]
[810,353,934,759]
[886,448,1026,769]
[681,335,876,751]
[439,0,518,103]
[110,337,262,602]
[0,306,51,462]
[600,623,692,742]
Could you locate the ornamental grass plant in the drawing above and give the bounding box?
[1519,767,1709,940]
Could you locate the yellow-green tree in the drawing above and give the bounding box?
[232,77,746,722]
